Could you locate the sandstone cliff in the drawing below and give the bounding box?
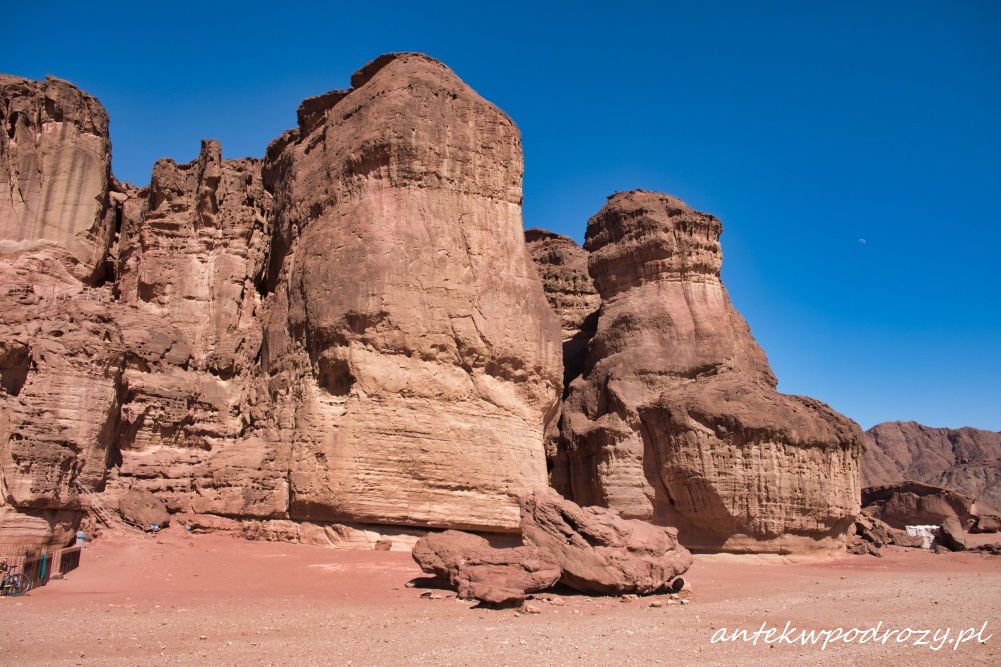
[2,57,869,554]
[259,53,562,532]
[1,75,116,283]
[863,421,1001,509]
[561,190,863,553]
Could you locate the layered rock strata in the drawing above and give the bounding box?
[258,53,561,532]
[561,190,864,553]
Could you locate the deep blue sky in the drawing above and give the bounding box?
[4,1,999,430]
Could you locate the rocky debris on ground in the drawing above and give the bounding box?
[968,543,1001,556]
[118,489,170,528]
[519,491,693,595]
[558,190,863,553]
[937,517,967,552]
[849,514,924,555]
[411,530,561,605]
[862,421,1001,509]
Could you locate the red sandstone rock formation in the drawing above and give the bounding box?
[0,75,117,283]
[561,190,863,553]
[259,53,561,532]
[411,530,561,605]
[524,229,600,494]
[863,421,1001,509]
[519,491,692,594]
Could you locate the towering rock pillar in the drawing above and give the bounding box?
[0,75,116,283]
[261,53,562,532]
[563,190,863,553]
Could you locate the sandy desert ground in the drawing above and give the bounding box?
[1,529,999,666]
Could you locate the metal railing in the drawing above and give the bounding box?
[0,543,83,592]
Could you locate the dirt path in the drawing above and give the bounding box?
[2,529,999,665]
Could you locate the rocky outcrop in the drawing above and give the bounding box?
[412,530,561,605]
[519,491,692,594]
[861,481,997,529]
[0,74,124,543]
[863,421,1001,509]
[524,229,600,493]
[259,52,561,532]
[1,75,116,283]
[560,190,864,553]
[103,140,279,520]
[524,229,600,386]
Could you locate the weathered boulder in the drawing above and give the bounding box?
[118,488,169,527]
[863,421,1001,509]
[0,75,116,283]
[411,530,561,605]
[971,515,1000,534]
[519,491,692,595]
[260,52,562,532]
[561,190,863,553]
[938,516,967,552]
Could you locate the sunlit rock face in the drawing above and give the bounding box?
[0,75,116,283]
[561,190,863,553]
[259,53,562,532]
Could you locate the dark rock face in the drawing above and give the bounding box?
[560,190,864,553]
[519,490,692,594]
[863,421,1001,509]
[411,530,561,605]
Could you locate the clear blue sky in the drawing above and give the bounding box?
[4,1,999,430]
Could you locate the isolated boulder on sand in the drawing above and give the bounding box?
[938,517,967,552]
[411,530,561,605]
[119,489,169,528]
[519,491,693,595]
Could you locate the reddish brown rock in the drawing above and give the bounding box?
[560,190,863,553]
[863,421,1001,509]
[938,516,967,552]
[519,491,692,595]
[411,530,561,605]
[0,249,124,544]
[260,53,561,532]
[118,488,169,528]
[524,229,600,494]
[861,481,997,529]
[0,75,116,283]
[971,515,1000,533]
[102,139,280,520]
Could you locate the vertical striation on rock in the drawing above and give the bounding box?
[562,190,863,553]
[0,75,116,283]
[260,53,562,532]
[105,139,281,520]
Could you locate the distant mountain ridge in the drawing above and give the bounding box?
[863,421,1001,509]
